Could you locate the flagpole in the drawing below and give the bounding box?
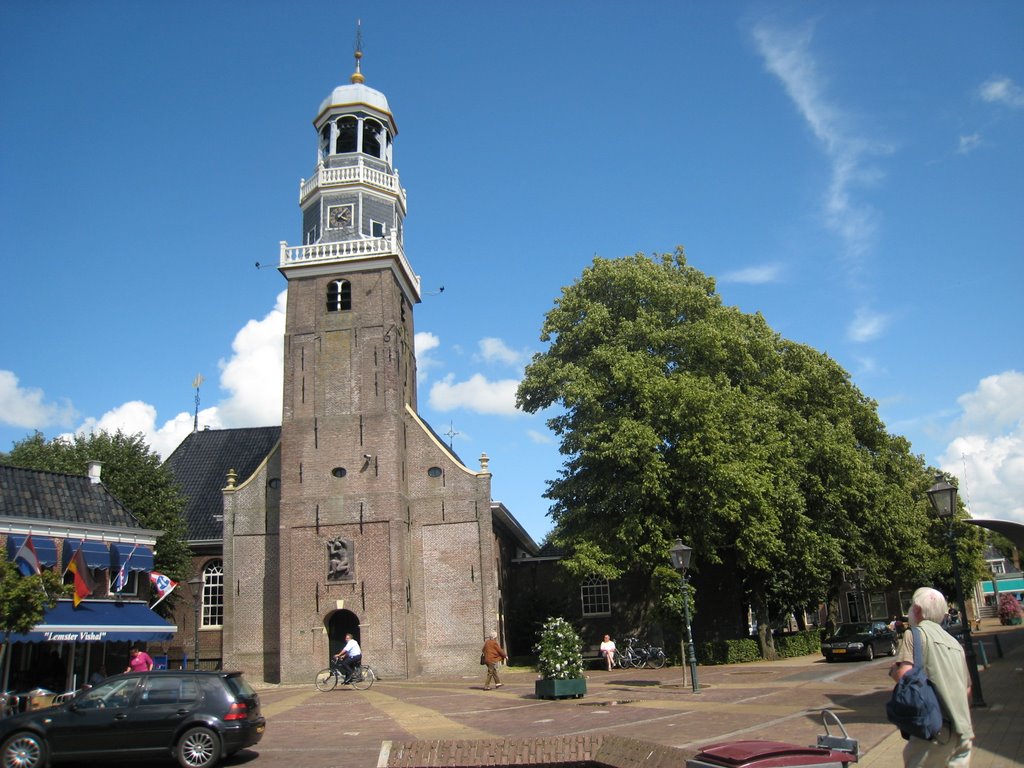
[113,543,139,594]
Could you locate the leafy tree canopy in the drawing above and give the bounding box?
[517,249,981,638]
[2,430,192,583]
[0,558,69,640]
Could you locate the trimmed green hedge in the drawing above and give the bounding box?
[775,630,821,658]
[698,638,760,665]
[696,630,821,665]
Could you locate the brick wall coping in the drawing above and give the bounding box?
[379,734,686,768]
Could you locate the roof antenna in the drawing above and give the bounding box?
[351,20,365,84]
[192,373,205,432]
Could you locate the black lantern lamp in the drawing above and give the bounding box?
[669,538,700,693]
[925,474,985,707]
[187,576,203,671]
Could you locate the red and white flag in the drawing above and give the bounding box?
[14,534,41,576]
[149,571,178,609]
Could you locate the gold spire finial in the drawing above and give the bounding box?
[351,20,365,84]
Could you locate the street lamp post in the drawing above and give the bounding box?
[187,576,203,671]
[669,538,700,694]
[926,475,985,707]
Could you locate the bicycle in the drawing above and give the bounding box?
[618,637,667,669]
[314,658,376,691]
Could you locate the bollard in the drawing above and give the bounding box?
[976,639,989,668]
[993,635,1003,659]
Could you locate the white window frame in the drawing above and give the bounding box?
[581,575,611,617]
[201,560,224,629]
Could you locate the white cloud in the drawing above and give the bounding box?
[853,355,883,377]
[752,22,889,271]
[57,292,286,459]
[939,371,1024,525]
[428,373,521,415]
[477,337,526,367]
[719,263,783,284]
[979,76,1024,108]
[214,290,285,428]
[415,332,440,355]
[955,371,1024,435]
[957,133,982,155]
[527,429,554,445]
[415,331,442,383]
[71,402,218,458]
[847,307,888,342]
[0,370,77,430]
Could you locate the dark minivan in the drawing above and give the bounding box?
[0,670,265,768]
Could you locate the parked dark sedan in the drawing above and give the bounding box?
[821,621,898,662]
[0,670,264,768]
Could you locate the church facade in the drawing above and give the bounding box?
[166,52,538,684]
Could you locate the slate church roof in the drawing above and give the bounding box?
[0,463,144,529]
[164,427,281,542]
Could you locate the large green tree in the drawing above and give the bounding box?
[0,558,70,672]
[2,430,192,583]
[517,250,972,654]
[0,558,69,639]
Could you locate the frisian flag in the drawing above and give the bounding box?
[112,544,138,593]
[67,546,97,608]
[14,534,41,576]
[149,572,178,609]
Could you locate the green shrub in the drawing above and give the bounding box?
[532,617,585,680]
[775,630,821,658]
[698,638,760,665]
[695,631,820,665]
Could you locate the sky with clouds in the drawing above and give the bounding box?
[1,2,1021,541]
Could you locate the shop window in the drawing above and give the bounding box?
[581,575,611,617]
[110,570,139,597]
[201,560,224,628]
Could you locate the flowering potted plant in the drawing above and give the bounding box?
[997,593,1023,625]
[533,616,586,699]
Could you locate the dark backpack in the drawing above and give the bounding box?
[885,626,945,740]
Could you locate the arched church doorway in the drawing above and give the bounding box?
[325,608,361,661]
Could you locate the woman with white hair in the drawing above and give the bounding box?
[889,587,974,767]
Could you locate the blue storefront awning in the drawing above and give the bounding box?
[110,542,154,573]
[982,577,1024,594]
[63,538,111,568]
[7,599,177,644]
[6,535,58,573]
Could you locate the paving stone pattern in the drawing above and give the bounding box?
[241,623,1023,768]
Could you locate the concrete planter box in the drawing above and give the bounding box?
[535,677,587,699]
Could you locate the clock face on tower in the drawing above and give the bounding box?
[327,204,354,230]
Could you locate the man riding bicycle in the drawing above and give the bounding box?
[333,633,362,683]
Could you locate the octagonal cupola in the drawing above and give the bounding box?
[283,30,418,306]
[313,45,397,170]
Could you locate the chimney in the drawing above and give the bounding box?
[87,460,103,484]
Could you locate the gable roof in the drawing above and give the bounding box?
[164,427,280,542]
[0,463,145,530]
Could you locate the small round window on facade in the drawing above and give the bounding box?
[267,478,281,489]
[331,467,347,478]
[427,466,442,478]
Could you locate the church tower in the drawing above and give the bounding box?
[271,41,500,683]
